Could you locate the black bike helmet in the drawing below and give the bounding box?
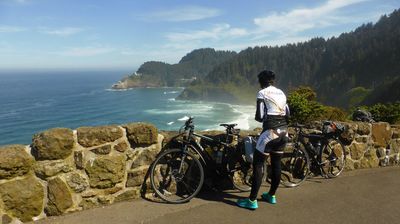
[258,70,275,87]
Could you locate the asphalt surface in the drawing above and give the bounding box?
[33,166,400,224]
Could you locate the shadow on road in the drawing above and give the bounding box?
[196,188,242,207]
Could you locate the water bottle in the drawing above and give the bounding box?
[394,153,399,165]
[383,147,390,167]
[244,136,255,163]
[307,141,320,155]
[314,141,321,155]
[215,151,223,164]
[306,142,315,154]
[205,147,213,157]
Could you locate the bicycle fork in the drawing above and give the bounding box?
[172,145,189,182]
[179,147,188,172]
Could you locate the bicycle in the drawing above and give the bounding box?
[150,117,257,203]
[277,121,346,187]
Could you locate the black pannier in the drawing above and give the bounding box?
[352,109,374,122]
[322,121,345,137]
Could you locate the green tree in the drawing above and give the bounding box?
[178,9,400,107]
[287,86,325,124]
[368,102,400,124]
[322,106,348,121]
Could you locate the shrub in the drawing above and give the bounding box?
[321,106,348,121]
[287,86,325,124]
[368,102,400,124]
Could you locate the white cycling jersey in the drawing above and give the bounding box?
[255,85,289,153]
[257,86,288,117]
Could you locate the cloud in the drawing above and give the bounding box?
[0,41,14,53]
[253,0,368,35]
[120,49,137,56]
[39,27,83,37]
[0,0,30,5]
[144,5,221,22]
[166,23,248,42]
[58,47,115,57]
[0,25,26,33]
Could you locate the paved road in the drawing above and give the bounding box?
[33,167,400,224]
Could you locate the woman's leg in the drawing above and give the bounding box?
[268,152,283,195]
[249,150,266,201]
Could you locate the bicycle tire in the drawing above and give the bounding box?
[318,138,346,178]
[150,148,204,203]
[268,142,310,187]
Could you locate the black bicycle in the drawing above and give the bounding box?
[150,117,256,203]
[275,121,346,187]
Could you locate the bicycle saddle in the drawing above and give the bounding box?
[220,123,237,129]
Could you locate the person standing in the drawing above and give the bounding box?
[237,70,290,210]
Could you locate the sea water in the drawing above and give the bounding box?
[0,71,258,146]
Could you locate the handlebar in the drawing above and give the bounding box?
[178,116,194,141]
[179,117,241,140]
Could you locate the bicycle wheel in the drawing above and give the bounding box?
[150,148,204,203]
[319,139,346,178]
[229,156,265,192]
[279,142,310,187]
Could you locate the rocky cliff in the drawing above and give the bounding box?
[111,48,237,89]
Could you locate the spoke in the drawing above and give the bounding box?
[180,180,196,194]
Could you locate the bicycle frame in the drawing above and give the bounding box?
[177,117,240,175]
[149,117,252,203]
[292,125,344,173]
[180,132,232,169]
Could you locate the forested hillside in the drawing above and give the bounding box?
[113,48,236,88]
[178,9,400,108]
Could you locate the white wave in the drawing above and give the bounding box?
[145,104,213,115]
[33,102,52,108]
[178,116,190,121]
[167,121,174,125]
[106,87,140,92]
[226,104,258,130]
[0,110,18,119]
[204,125,225,132]
[145,109,191,115]
[105,88,128,92]
[168,98,176,101]
[164,91,179,94]
[30,99,55,109]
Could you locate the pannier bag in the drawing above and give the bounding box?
[352,109,374,122]
[322,121,345,137]
[244,136,257,163]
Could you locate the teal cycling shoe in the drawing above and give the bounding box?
[236,198,258,210]
[261,192,277,204]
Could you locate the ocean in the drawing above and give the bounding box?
[0,71,258,146]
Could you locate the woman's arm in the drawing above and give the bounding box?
[255,99,265,122]
[285,104,290,123]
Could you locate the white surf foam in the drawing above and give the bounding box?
[164,91,179,94]
[227,104,258,130]
[106,87,137,91]
[178,116,190,121]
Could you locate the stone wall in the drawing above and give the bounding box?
[341,122,400,169]
[0,123,161,223]
[0,121,399,223]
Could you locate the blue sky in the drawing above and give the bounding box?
[0,0,399,71]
